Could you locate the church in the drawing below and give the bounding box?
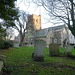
[26,14,75,47]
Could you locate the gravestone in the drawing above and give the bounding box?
[49,43,59,56]
[65,45,72,56]
[14,43,19,48]
[32,29,48,61]
[33,39,46,61]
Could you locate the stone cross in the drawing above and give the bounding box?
[32,29,48,61]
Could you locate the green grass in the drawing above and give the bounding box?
[0,47,75,75]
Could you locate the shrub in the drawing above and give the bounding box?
[0,40,14,49]
[8,40,13,47]
[3,41,13,49]
[0,39,4,49]
[3,41,10,49]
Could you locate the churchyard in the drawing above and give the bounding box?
[0,0,75,75]
[0,26,75,75]
[0,47,75,75]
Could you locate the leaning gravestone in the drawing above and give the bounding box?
[49,43,59,56]
[32,29,48,61]
[65,45,72,56]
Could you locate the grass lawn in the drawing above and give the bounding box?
[0,47,75,75]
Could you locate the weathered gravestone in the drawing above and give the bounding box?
[32,29,48,61]
[33,39,46,61]
[65,45,72,56]
[14,43,19,48]
[49,43,59,56]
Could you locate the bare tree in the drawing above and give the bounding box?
[13,11,28,46]
[33,0,75,37]
[14,10,35,46]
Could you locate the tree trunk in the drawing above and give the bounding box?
[19,34,25,46]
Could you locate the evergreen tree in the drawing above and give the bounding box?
[0,0,18,27]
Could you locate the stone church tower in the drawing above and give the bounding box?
[28,14,41,30]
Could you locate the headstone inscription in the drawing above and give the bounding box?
[32,29,48,61]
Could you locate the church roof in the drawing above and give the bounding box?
[47,25,65,32]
